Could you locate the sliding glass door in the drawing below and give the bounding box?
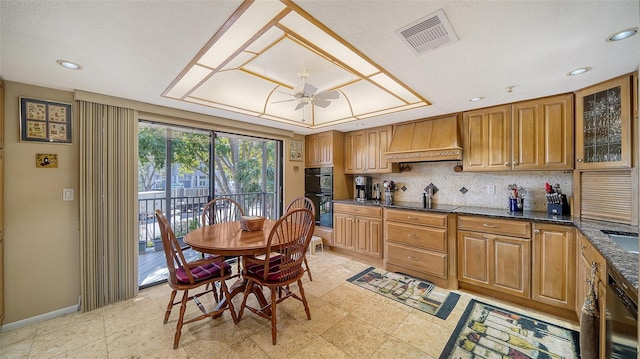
[137,122,283,288]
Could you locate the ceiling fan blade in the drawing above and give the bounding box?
[275,89,296,97]
[315,90,340,100]
[313,98,331,108]
[303,82,317,95]
[294,102,307,111]
[271,98,297,104]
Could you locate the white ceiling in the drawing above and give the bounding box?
[1,1,638,136]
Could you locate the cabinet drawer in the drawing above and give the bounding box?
[387,243,447,278]
[458,216,531,238]
[385,209,447,228]
[386,223,446,252]
[578,233,606,283]
[334,203,382,217]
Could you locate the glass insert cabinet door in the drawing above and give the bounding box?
[575,74,632,169]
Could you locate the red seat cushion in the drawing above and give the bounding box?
[176,259,231,284]
[245,255,301,282]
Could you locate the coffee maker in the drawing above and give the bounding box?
[354,176,372,202]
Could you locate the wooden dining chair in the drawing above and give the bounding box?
[285,196,316,281]
[201,197,245,274]
[237,208,315,345]
[155,210,238,349]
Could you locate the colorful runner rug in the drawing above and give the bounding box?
[346,266,460,320]
[440,299,580,359]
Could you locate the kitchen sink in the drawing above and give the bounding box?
[601,230,639,254]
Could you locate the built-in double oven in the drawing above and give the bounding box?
[304,167,333,228]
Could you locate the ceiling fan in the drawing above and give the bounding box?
[273,68,340,111]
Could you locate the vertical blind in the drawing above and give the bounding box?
[79,101,138,311]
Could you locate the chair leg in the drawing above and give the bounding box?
[270,288,278,345]
[220,280,238,324]
[174,290,189,349]
[164,290,177,324]
[237,280,254,321]
[298,279,311,320]
[303,257,313,281]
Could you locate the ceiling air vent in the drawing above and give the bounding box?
[395,9,459,55]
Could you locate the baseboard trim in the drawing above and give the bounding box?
[1,305,80,332]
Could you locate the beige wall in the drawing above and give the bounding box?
[2,82,305,326]
[4,82,80,324]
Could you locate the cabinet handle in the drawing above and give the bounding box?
[483,234,496,239]
[580,245,587,250]
[407,256,420,261]
[482,224,498,228]
[533,229,540,234]
[407,216,418,220]
[504,162,510,166]
[577,158,583,162]
[512,160,518,166]
[407,233,419,239]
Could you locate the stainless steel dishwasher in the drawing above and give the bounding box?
[606,265,638,358]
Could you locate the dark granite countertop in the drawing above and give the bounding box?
[333,199,639,290]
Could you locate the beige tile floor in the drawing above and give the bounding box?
[1,251,578,358]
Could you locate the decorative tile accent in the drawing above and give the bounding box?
[459,187,468,195]
[401,185,407,192]
[424,183,439,195]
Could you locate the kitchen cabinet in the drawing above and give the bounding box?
[532,223,576,310]
[333,203,382,258]
[575,74,632,169]
[385,209,450,288]
[512,94,573,170]
[576,231,607,358]
[463,104,512,171]
[634,71,638,119]
[305,130,344,168]
[463,94,573,172]
[344,126,397,174]
[457,216,531,298]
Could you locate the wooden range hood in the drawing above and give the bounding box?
[384,115,462,163]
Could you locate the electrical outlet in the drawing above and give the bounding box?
[487,185,495,195]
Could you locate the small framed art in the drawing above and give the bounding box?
[20,97,72,143]
[289,139,303,161]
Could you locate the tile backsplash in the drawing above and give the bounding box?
[371,162,573,212]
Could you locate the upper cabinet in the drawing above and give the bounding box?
[463,95,574,172]
[344,126,397,174]
[575,75,632,169]
[512,94,573,170]
[305,131,344,168]
[463,104,512,171]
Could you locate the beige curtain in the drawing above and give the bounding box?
[79,101,138,311]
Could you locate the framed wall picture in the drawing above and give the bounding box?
[289,139,303,161]
[20,97,72,143]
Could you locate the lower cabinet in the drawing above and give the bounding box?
[333,203,382,258]
[457,216,531,298]
[576,231,607,358]
[532,223,576,310]
[385,209,450,287]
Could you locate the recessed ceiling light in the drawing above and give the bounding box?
[56,60,82,70]
[607,28,638,42]
[469,97,483,102]
[568,67,591,76]
[354,123,365,127]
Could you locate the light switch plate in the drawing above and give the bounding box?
[487,184,496,195]
[63,188,74,201]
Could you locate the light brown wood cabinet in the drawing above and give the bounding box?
[512,94,573,170]
[532,223,576,310]
[575,74,632,169]
[575,231,607,358]
[634,71,638,119]
[344,126,397,174]
[463,94,573,172]
[333,203,382,258]
[457,216,531,298]
[385,209,450,287]
[305,131,344,167]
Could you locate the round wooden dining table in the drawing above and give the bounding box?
[183,220,277,314]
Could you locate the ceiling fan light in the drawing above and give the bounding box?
[607,28,638,42]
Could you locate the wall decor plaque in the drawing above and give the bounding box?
[20,97,72,143]
[36,153,58,168]
[289,139,303,161]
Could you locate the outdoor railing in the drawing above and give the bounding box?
[138,192,276,253]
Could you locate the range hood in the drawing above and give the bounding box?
[384,115,462,163]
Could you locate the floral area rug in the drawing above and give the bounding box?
[440,299,580,359]
[346,266,460,320]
